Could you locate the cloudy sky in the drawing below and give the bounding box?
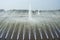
[0,0,60,10]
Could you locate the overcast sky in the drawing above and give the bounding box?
[0,0,60,10]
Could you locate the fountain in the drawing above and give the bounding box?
[0,9,60,40]
[28,0,32,21]
[38,10,40,15]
